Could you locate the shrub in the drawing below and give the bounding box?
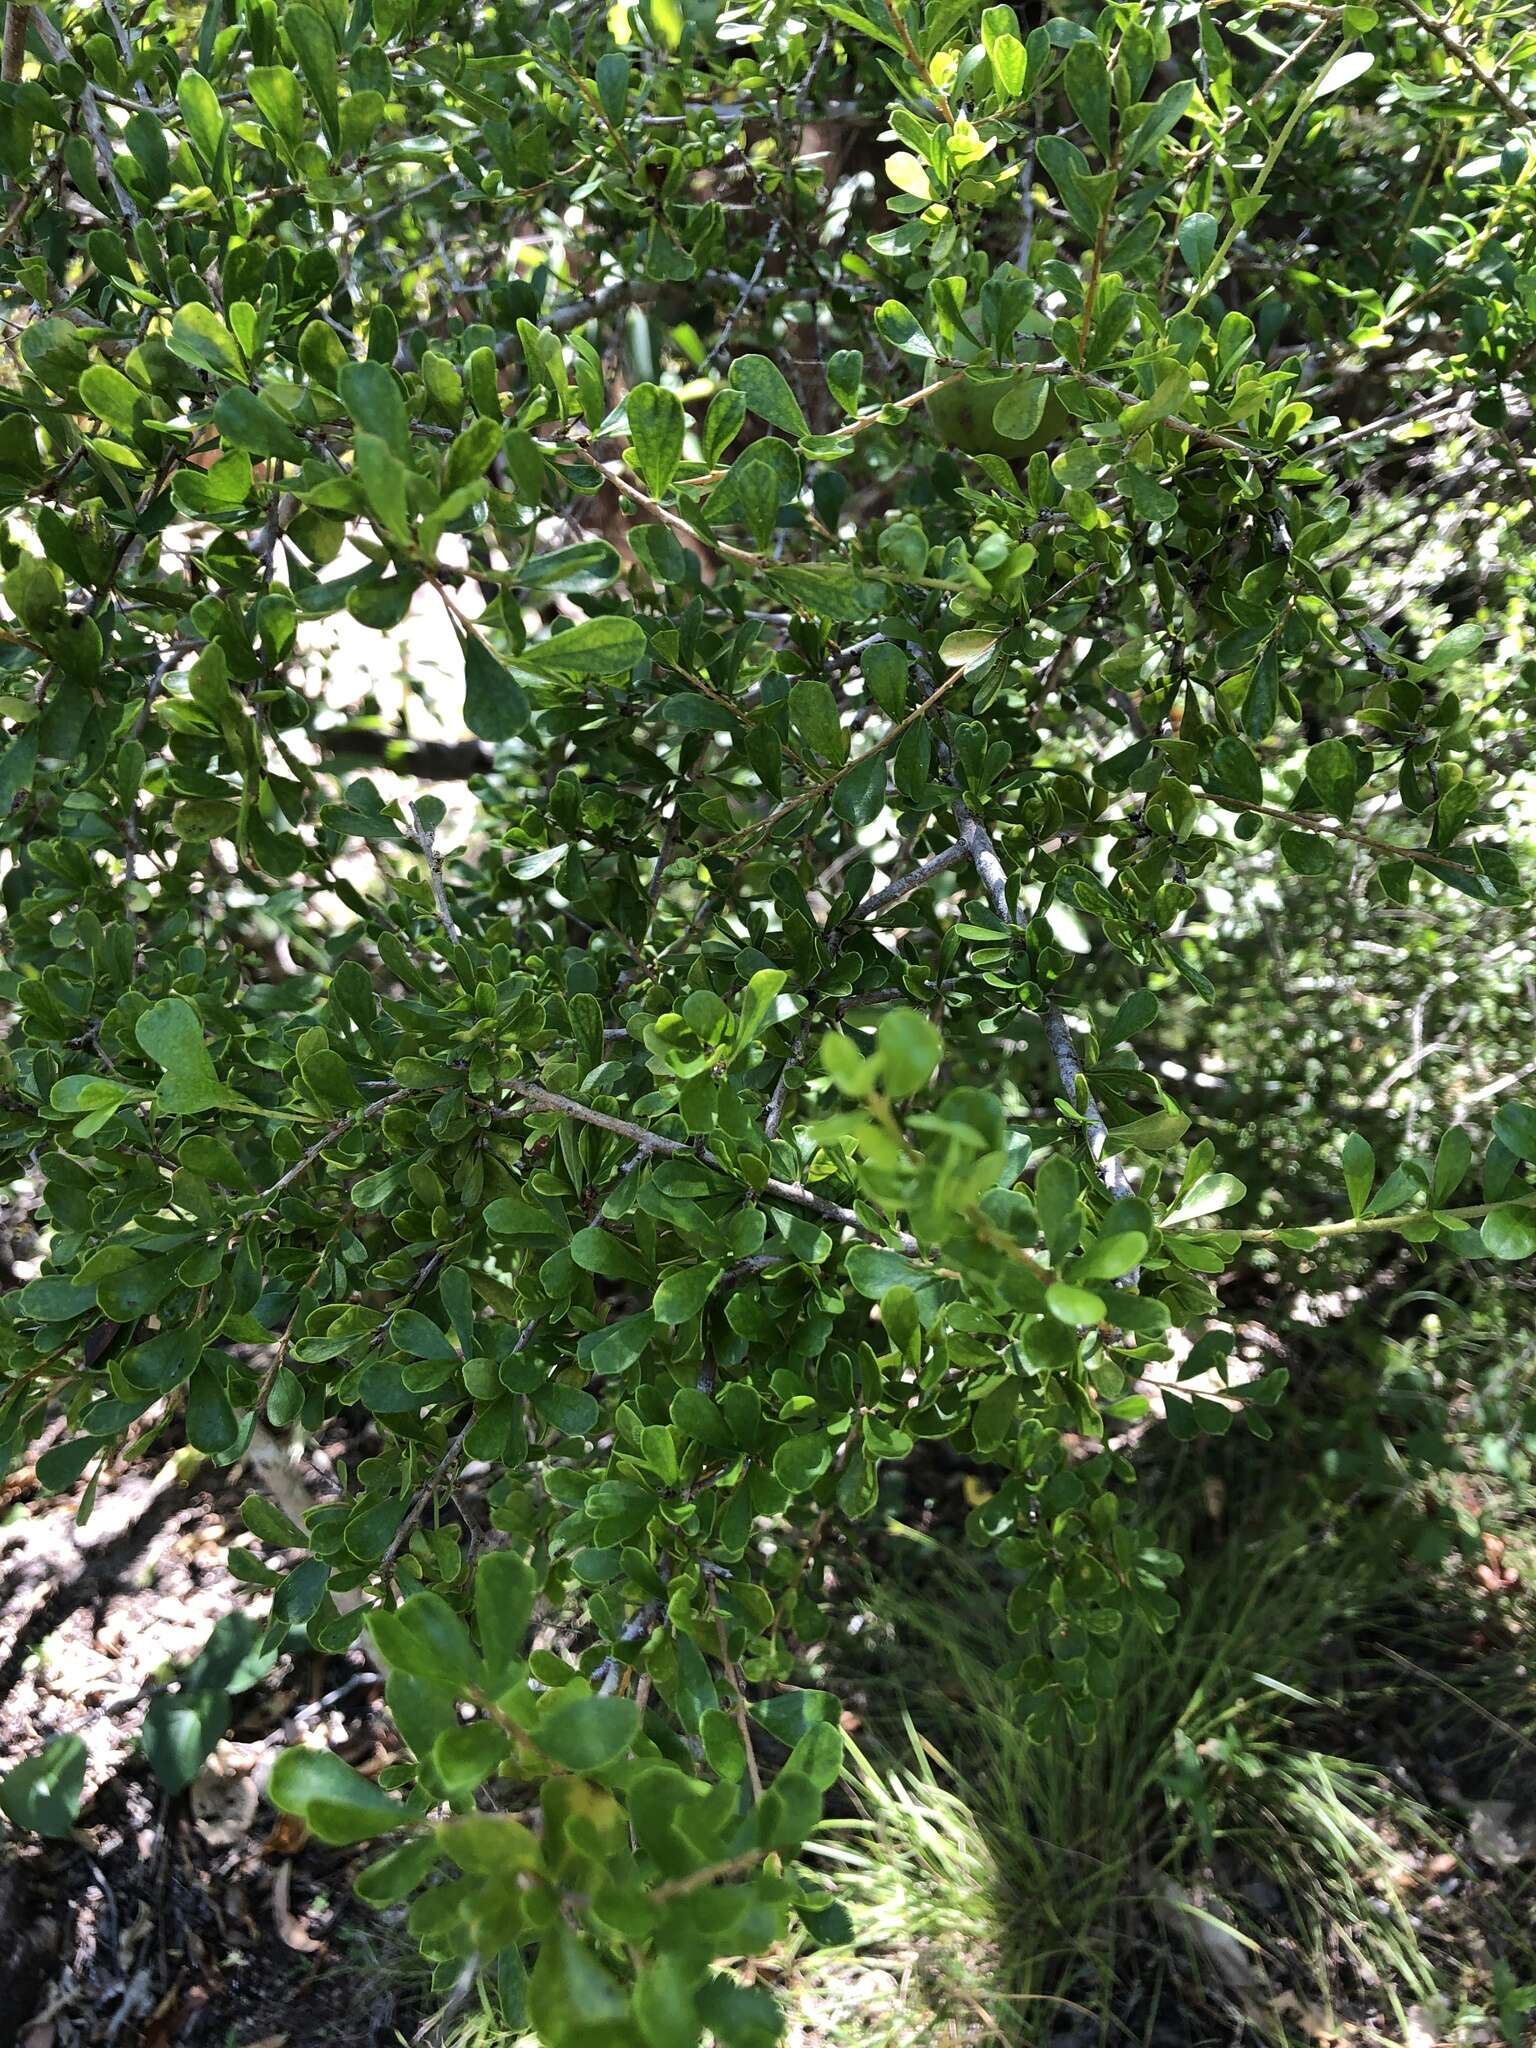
[2,0,1534,2040]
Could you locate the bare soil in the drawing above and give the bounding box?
[0,1442,424,2048]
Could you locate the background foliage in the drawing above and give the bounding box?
[3,0,1536,2040]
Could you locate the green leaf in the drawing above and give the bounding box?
[788,677,846,764]
[874,301,937,358]
[1492,1102,1536,1163]
[338,358,409,457]
[1306,738,1358,822]
[1432,1125,1472,1205]
[1177,211,1218,277]
[1481,1205,1536,1261]
[283,3,342,152]
[530,1381,601,1436]
[0,1735,87,1837]
[938,630,999,672]
[517,615,645,678]
[462,631,531,742]
[634,1957,703,2048]
[1162,1172,1246,1229]
[135,998,245,1115]
[1064,40,1112,157]
[877,1008,941,1098]
[475,1551,536,1689]
[992,376,1048,441]
[1341,1131,1374,1218]
[832,749,887,829]
[750,1688,839,1744]
[569,1226,647,1281]
[79,363,145,437]
[1419,621,1483,675]
[19,1276,96,1321]
[432,1721,508,1794]
[1313,48,1373,98]
[734,968,791,1053]
[391,1310,459,1360]
[369,1591,484,1692]
[787,1719,844,1790]
[248,65,306,149]
[211,387,309,464]
[652,1263,722,1325]
[845,1244,922,1300]
[520,541,622,595]
[267,1745,408,1844]
[627,382,685,497]
[355,1835,442,1907]
[1074,1232,1148,1281]
[178,72,227,169]
[728,354,810,437]
[186,1363,239,1454]
[168,303,245,380]
[1046,1281,1105,1326]
[1104,990,1158,1046]
[773,1433,833,1493]
[142,1688,228,1794]
[534,1692,641,1771]
[529,1927,630,2041]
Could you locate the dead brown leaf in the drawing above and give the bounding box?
[270,1862,323,1954]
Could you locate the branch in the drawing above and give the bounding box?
[378,1313,538,1574]
[2,3,29,81]
[851,839,967,923]
[596,1599,663,1695]
[1202,1193,1534,1247]
[318,728,493,781]
[406,801,461,945]
[712,663,968,852]
[254,1091,408,1205]
[1066,362,1258,459]
[547,276,659,334]
[1195,784,1491,881]
[29,11,139,223]
[952,798,1135,1205]
[500,1075,921,1254]
[1398,0,1527,122]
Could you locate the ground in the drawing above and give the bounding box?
[0,1433,425,2048]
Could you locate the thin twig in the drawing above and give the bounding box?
[406,801,461,945]
[715,1613,763,1800]
[254,1092,408,1206]
[380,1314,538,1574]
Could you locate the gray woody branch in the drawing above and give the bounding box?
[952,797,1135,1204]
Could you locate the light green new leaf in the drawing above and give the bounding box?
[1162,1172,1247,1229]
[212,387,309,464]
[248,65,306,149]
